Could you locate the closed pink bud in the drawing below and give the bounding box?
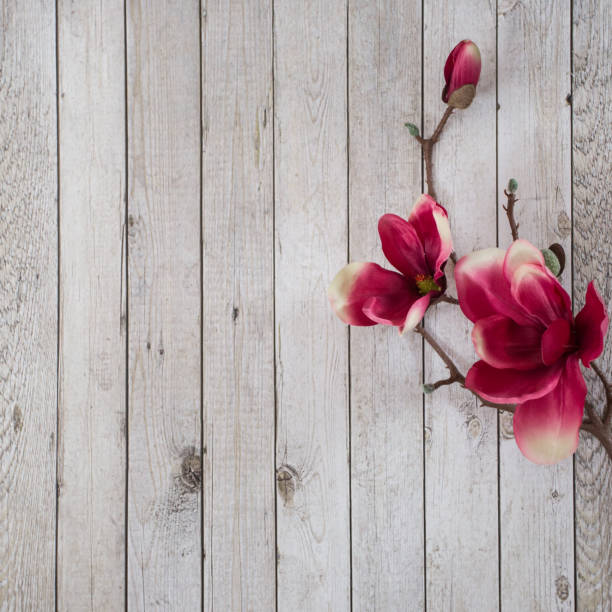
[442,40,481,109]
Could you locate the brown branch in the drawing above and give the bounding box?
[414,324,612,460]
[411,107,454,202]
[414,324,514,415]
[414,324,464,382]
[431,106,455,143]
[428,376,457,391]
[431,294,459,307]
[503,189,519,241]
[583,401,612,459]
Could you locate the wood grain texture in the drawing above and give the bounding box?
[497,1,574,610]
[0,1,57,608]
[201,1,275,609]
[56,2,126,608]
[274,1,351,609]
[347,1,425,609]
[126,1,201,608]
[573,0,612,609]
[422,2,499,610]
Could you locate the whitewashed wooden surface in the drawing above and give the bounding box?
[0,1,610,610]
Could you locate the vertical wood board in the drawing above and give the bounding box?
[274,1,351,609]
[498,1,574,609]
[423,2,500,610]
[201,0,276,609]
[0,2,57,609]
[126,1,202,608]
[348,0,425,609]
[56,1,127,608]
[573,0,612,609]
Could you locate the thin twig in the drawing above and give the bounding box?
[582,401,612,459]
[431,106,455,144]
[584,400,599,424]
[414,324,514,413]
[412,107,454,202]
[503,189,519,241]
[581,423,612,458]
[429,376,456,391]
[430,292,460,307]
[414,324,464,382]
[414,324,612,460]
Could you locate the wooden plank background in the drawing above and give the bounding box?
[0,0,610,610]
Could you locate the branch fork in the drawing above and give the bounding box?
[415,317,612,460]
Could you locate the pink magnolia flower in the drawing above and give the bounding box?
[442,40,482,108]
[455,240,608,464]
[328,194,452,334]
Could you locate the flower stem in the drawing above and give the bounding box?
[431,294,459,306]
[414,325,612,461]
[414,107,454,201]
[414,323,464,383]
[503,189,520,241]
[583,401,612,459]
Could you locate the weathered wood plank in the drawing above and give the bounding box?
[126,1,201,608]
[423,2,499,609]
[573,0,612,609]
[347,1,425,609]
[56,1,126,609]
[497,1,574,609]
[0,2,57,608]
[201,1,275,609]
[274,1,351,609]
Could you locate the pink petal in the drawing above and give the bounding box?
[541,318,572,366]
[575,281,609,367]
[510,263,573,327]
[399,292,432,334]
[442,40,481,102]
[502,239,546,281]
[455,248,533,326]
[378,214,428,280]
[513,356,586,465]
[406,194,453,279]
[328,262,414,327]
[362,291,418,327]
[465,359,564,404]
[472,314,543,370]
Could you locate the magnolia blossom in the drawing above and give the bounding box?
[328,195,452,334]
[455,239,608,464]
[442,40,482,109]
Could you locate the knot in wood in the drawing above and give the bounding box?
[276,465,298,506]
[555,575,569,601]
[466,415,482,440]
[180,451,202,491]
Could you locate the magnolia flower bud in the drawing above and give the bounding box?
[507,178,518,193]
[442,40,482,109]
[423,383,435,394]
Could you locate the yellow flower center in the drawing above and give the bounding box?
[415,274,441,295]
